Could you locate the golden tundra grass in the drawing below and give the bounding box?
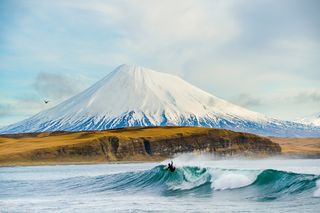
[0,127,213,158]
[269,137,320,156]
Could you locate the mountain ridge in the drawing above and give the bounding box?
[299,113,320,127]
[1,64,320,137]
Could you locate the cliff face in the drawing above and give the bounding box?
[0,127,281,166]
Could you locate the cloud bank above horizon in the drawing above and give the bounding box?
[0,0,319,126]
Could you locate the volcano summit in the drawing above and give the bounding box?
[1,64,319,137]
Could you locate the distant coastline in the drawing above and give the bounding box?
[269,137,320,158]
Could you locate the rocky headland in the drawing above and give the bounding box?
[0,127,283,166]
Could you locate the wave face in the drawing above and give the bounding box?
[1,159,320,212]
[4,165,318,199]
[57,166,319,197]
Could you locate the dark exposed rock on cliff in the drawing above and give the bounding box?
[0,127,281,166]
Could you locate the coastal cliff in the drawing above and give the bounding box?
[0,127,281,166]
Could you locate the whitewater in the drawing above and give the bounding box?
[1,156,320,212]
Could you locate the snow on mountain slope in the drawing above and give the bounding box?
[1,64,319,137]
[299,113,320,127]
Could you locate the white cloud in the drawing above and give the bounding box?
[0,72,91,126]
[1,0,319,123]
[56,0,240,74]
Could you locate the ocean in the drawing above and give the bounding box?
[1,155,320,213]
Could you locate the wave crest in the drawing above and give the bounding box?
[48,165,320,200]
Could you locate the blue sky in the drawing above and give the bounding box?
[0,0,319,126]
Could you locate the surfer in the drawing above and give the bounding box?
[166,161,175,172]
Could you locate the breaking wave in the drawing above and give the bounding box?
[17,164,317,201]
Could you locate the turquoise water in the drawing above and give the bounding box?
[1,156,320,212]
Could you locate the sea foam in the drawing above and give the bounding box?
[314,180,320,197]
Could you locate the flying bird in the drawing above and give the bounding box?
[44,100,50,104]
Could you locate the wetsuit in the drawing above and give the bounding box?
[167,162,175,172]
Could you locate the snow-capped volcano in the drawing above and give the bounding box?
[299,113,320,127]
[1,64,319,137]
